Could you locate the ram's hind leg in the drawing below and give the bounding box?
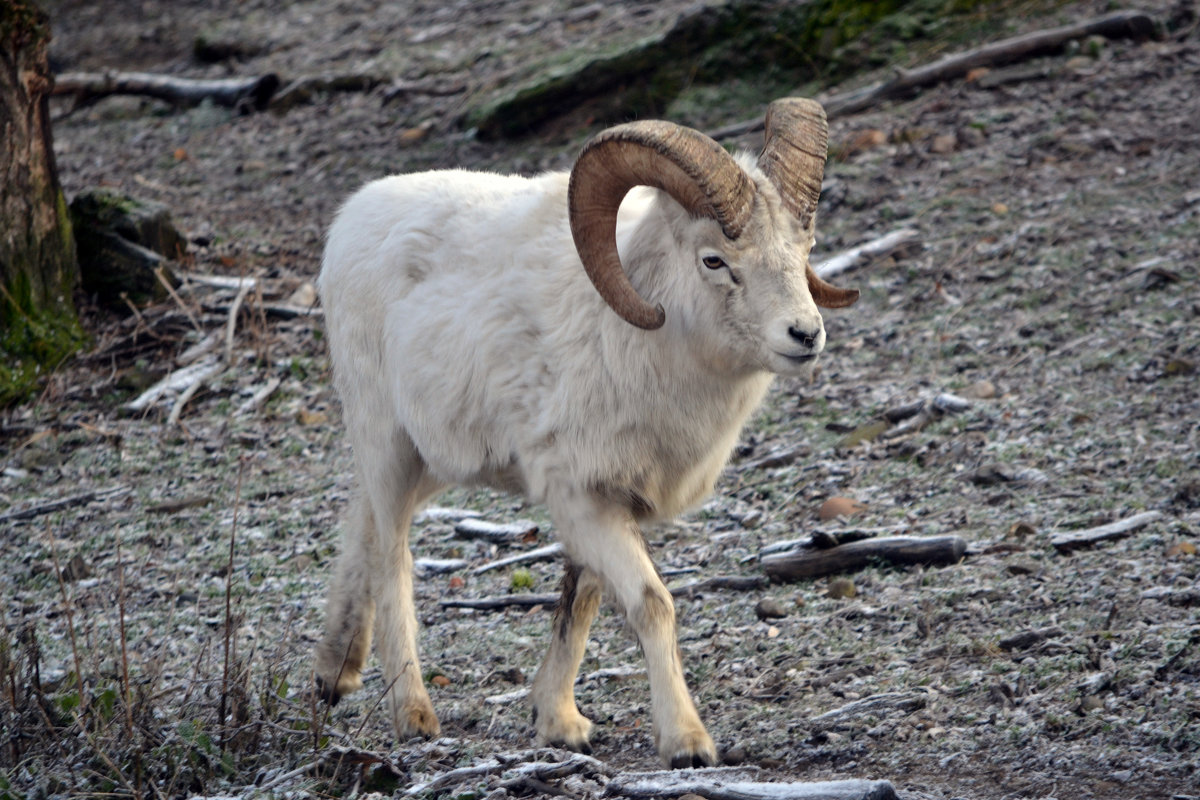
[366,447,445,741]
[531,562,603,751]
[315,496,377,703]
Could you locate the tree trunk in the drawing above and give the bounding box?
[0,1,81,404]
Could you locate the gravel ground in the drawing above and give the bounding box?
[2,1,1197,797]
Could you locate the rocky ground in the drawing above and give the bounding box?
[1,1,1198,798]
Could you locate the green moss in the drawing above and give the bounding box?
[469,0,1069,139]
[0,270,85,407]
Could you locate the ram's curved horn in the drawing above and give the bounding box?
[569,121,755,330]
[758,98,860,309]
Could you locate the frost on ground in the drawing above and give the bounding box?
[2,0,1198,798]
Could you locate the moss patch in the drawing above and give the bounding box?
[466,0,1068,139]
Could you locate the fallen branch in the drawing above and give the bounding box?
[710,9,1159,139]
[812,228,921,281]
[0,485,130,524]
[444,574,773,612]
[125,356,223,414]
[808,691,927,731]
[53,70,281,111]
[455,518,540,544]
[1050,510,1163,553]
[473,543,563,575]
[440,593,558,611]
[235,376,282,416]
[606,768,896,800]
[763,535,967,582]
[671,575,766,596]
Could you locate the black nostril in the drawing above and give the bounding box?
[787,325,818,349]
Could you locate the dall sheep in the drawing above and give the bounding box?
[315,98,859,767]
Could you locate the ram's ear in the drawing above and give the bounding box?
[806,264,859,308]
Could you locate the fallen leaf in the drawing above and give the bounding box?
[431,674,451,687]
[838,419,890,449]
[965,67,990,82]
[448,575,465,589]
[766,625,780,638]
[173,147,189,161]
[296,408,328,425]
[819,496,866,521]
[1166,542,1196,557]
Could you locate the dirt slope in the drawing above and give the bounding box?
[2,1,1197,798]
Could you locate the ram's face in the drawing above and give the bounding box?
[689,181,850,377]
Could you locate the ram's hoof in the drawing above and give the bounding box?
[315,675,341,706]
[660,728,717,769]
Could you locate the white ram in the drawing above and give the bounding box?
[314,98,858,767]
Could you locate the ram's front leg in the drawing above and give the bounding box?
[548,488,716,768]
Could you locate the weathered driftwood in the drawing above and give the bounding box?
[1049,510,1162,553]
[605,768,897,800]
[811,228,920,281]
[709,9,1159,139]
[53,70,280,111]
[763,535,967,582]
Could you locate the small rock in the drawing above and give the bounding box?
[930,133,958,154]
[964,379,997,399]
[827,578,856,599]
[287,281,318,307]
[721,745,747,766]
[754,598,789,620]
[1006,560,1039,576]
[1079,695,1104,713]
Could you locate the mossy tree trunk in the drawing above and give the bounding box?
[0,1,82,405]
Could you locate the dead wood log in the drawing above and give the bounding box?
[440,593,558,611]
[0,485,130,524]
[443,574,770,612]
[671,575,767,596]
[811,228,921,281]
[605,768,896,800]
[1050,510,1163,552]
[709,9,1159,139]
[809,691,927,732]
[454,517,540,544]
[53,70,281,111]
[763,535,967,582]
[473,542,563,575]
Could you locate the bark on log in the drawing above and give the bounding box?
[1,1,82,403]
[709,9,1160,139]
[53,70,280,111]
[1049,510,1163,553]
[763,535,967,582]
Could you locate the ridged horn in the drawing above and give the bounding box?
[758,97,859,309]
[569,121,756,329]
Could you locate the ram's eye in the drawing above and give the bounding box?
[702,255,727,270]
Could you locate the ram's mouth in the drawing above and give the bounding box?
[777,352,818,363]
